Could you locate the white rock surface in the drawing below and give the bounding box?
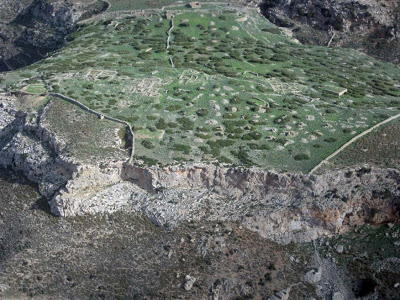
[184,275,196,291]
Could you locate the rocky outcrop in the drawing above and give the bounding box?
[123,163,400,243]
[0,93,399,244]
[260,0,400,64]
[0,94,129,217]
[0,0,108,71]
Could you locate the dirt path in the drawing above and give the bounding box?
[166,18,174,50]
[309,112,400,174]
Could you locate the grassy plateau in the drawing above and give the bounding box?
[1,3,400,172]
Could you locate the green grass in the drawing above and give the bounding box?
[329,119,400,169]
[23,84,46,94]
[43,99,128,163]
[3,5,400,172]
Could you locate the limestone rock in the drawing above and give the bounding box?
[335,245,344,253]
[331,291,345,300]
[184,275,196,291]
[305,268,322,284]
[268,286,291,300]
[0,283,9,292]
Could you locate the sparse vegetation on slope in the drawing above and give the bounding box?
[1,4,400,172]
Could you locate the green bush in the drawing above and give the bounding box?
[173,144,191,155]
[167,122,179,128]
[207,139,235,148]
[167,104,183,112]
[146,115,158,120]
[218,156,233,164]
[231,147,254,166]
[343,128,352,134]
[141,140,154,149]
[294,153,310,161]
[273,115,291,125]
[139,156,158,166]
[66,31,82,42]
[324,137,337,143]
[242,132,262,141]
[156,118,167,129]
[176,117,194,130]
[248,143,271,150]
[196,109,208,117]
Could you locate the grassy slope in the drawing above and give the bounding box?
[329,119,400,170]
[1,5,400,172]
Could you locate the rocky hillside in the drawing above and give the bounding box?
[260,0,400,64]
[0,0,108,71]
[0,93,399,245]
[1,168,398,299]
[0,93,399,299]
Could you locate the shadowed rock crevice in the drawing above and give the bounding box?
[260,0,400,65]
[0,0,109,72]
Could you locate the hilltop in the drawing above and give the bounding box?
[0,1,399,299]
[1,3,400,173]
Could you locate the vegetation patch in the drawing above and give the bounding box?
[2,4,400,172]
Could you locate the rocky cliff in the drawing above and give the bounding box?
[260,0,400,64]
[0,93,129,216]
[0,0,108,71]
[122,163,400,244]
[1,93,398,245]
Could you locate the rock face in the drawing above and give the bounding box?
[183,275,196,291]
[0,0,108,71]
[260,0,400,64]
[0,94,130,216]
[0,93,399,244]
[122,163,400,243]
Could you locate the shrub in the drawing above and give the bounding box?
[231,147,254,166]
[325,108,336,114]
[146,115,158,120]
[176,117,194,130]
[167,122,179,128]
[261,27,281,35]
[139,156,158,166]
[294,153,310,161]
[256,85,272,93]
[248,143,271,150]
[66,31,82,42]
[196,109,208,117]
[218,156,233,164]
[141,140,154,149]
[324,137,337,143]
[343,128,352,134]
[167,104,183,112]
[273,115,291,125]
[195,133,212,139]
[173,144,191,154]
[156,118,167,129]
[242,132,262,141]
[222,113,239,119]
[197,126,211,132]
